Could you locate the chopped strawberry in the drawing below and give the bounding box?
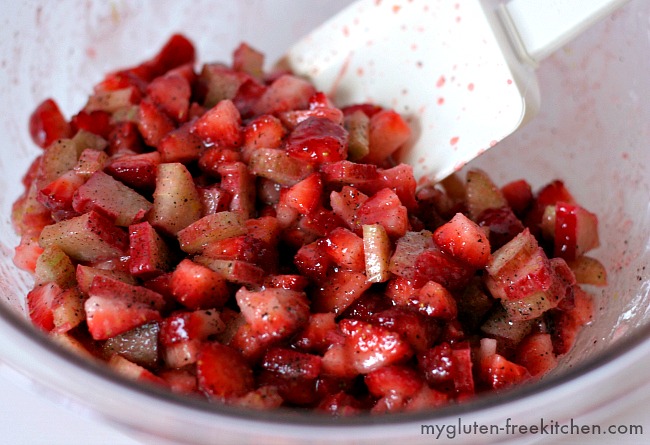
[357,188,409,239]
[365,365,424,399]
[501,179,533,216]
[261,347,322,380]
[476,206,525,249]
[318,227,365,272]
[412,281,458,320]
[433,212,491,268]
[137,99,176,147]
[280,173,323,215]
[145,68,192,123]
[107,121,145,155]
[232,42,264,79]
[191,99,242,148]
[84,276,165,340]
[252,74,316,115]
[292,312,339,353]
[371,306,439,353]
[241,114,285,156]
[515,332,558,376]
[71,110,113,139]
[362,109,411,165]
[196,342,254,400]
[479,353,530,389]
[285,117,348,165]
[104,151,161,192]
[157,121,204,164]
[311,269,371,314]
[332,318,413,374]
[37,170,86,212]
[235,287,310,343]
[29,98,71,149]
[169,259,230,309]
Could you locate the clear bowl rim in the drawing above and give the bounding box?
[1,288,648,429]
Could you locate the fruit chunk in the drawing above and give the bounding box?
[72,171,152,226]
[29,98,71,149]
[196,343,254,400]
[363,224,391,283]
[177,211,246,254]
[433,212,491,268]
[149,162,202,235]
[85,276,165,340]
[39,211,128,262]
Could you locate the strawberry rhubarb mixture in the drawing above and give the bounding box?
[12,35,606,414]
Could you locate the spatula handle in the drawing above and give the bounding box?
[500,0,629,65]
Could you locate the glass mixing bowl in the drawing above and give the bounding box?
[0,1,649,444]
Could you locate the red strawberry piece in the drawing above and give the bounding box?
[285,117,348,165]
[252,74,316,115]
[157,121,205,164]
[146,69,192,123]
[318,227,365,272]
[29,98,71,149]
[170,259,230,310]
[191,99,242,148]
[479,353,530,389]
[196,342,254,400]
[515,332,558,376]
[71,110,113,139]
[280,173,323,215]
[501,179,533,216]
[362,109,411,165]
[137,99,176,147]
[433,212,491,268]
[357,188,409,239]
[104,151,161,192]
[311,269,371,315]
[84,276,165,340]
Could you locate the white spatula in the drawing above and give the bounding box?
[282,0,629,183]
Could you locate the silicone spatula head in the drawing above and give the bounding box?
[281,0,628,184]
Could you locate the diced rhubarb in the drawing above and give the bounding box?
[75,264,136,297]
[74,148,109,179]
[72,171,152,226]
[34,245,76,288]
[248,148,314,186]
[39,210,128,262]
[344,110,370,161]
[552,202,600,261]
[103,322,161,369]
[465,169,509,220]
[149,162,202,236]
[177,211,246,254]
[195,257,265,287]
[567,255,607,286]
[232,42,264,79]
[363,224,392,283]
